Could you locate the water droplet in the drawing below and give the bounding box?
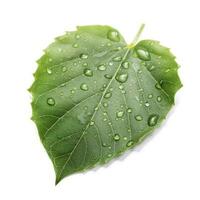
[157,96,162,102]
[103,118,107,121]
[71,89,75,94]
[155,83,162,89]
[119,85,124,90]
[90,121,95,126]
[80,53,88,59]
[62,66,67,72]
[145,102,150,107]
[126,140,134,147]
[148,114,159,127]
[116,73,128,83]
[107,30,120,42]
[112,56,122,62]
[122,61,129,69]
[116,111,124,118]
[75,34,80,39]
[73,43,78,48]
[82,62,88,67]
[104,74,112,79]
[84,68,93,77]
[102,143,107,147]
[123,136,127,140]
[148,94,153,99]
[135,115,143,121]
[113,134,120,141]
[104,92,112,99]
[103,102,108,107]
[47,68,52,74]
[136,49,151,61]
[80,83,88,91]
[47,97,55,106]
[127,108,132,113]
[107,153,112,158]
[98,64,106,71]
[109,62,113,66]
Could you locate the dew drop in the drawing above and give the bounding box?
[107,154,112,158]
[104,74,112,79]
[107,30,120,42]
[126,140,134,147]
[157,96,162,102]
[47,68,52,74]
[148,94,153,99]
[71,89,75,94]
[148,114,159,127]
[98,64,106,71]
[127,108,132,113]
[82,62,88,67]
[123,136,127,140]
[72,43,78,48]
[135,115,143,121]
[80,53,88,59]
[109,62,113,66]
[145,102,150,107]
[47,97,55,106]
[113,134,120,141]
[119,85,124,90]
[90,121,95,126]
[62,66,67,72]
[80,83,88,91]
[116,111,124,118]
[104,92,112,99]
[83,68,93,77]
[155,83,162,89]
[103,102,108,107]
[136,49,151,61]
[112,56,122,62]
[122,61,129,69]
[116,73,128,83]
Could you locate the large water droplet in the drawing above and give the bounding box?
[107,30,120,42]
[80,53,88,59]
[122,61,129,69]
[126,140,134,147]
[116,111,124,118]
[116,73,128,83]
[80,83,88,91]
[84,68,93,77]
[148,114,159,127]
[136,49,151,61]
[104,92,112,99]
[135,115,143,121]
[47,97,55,106]
[98,64,106,71]
[113,134,120,141]
[112,56,122,62]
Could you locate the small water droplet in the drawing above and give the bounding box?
[47,68,52,74]
[109,62,113,66]
[119,85,124,90]
[148,94,153,99]
[83,68,93,77]
[145,102,150,107]
[94,107,98,111]
[47,97,55,106]
[98,64,106,71]
[103,102,108,107]
[107,153,112,158]
[116,111,124,118]
[127,108,132,113]
[62,66,67,72]
[103,118,107,121]
[136,49,151,61]
[135,115,143,121]
[126,140,134,147]
[122,61,129,69]
[112,56,122,62]
[90,121,95,126]
[82,62,88,67]
[148,114,159,127]
[104,74,112,79]
[157,96,162,102]
[104,92,112,99]
[107,30,120,42]
[113,134,120,141]
[116,73,128,83]
[73,43,78,48]
[80,83,88,91]
[75,34,80,39]
[80,53,88,59]
[123,136,127,140]
[155,83,162,89]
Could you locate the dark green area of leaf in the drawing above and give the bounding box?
[29,25,182,184]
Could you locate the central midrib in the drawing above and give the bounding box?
[56,46,131,181]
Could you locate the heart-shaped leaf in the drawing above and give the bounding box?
[30,25,182,184]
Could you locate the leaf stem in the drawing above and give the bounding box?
[128,23,145,48]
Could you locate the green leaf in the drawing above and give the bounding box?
[29,25,182,184]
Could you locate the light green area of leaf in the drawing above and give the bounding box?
[29,25,182,184]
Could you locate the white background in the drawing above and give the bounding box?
[0,0,199,199]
